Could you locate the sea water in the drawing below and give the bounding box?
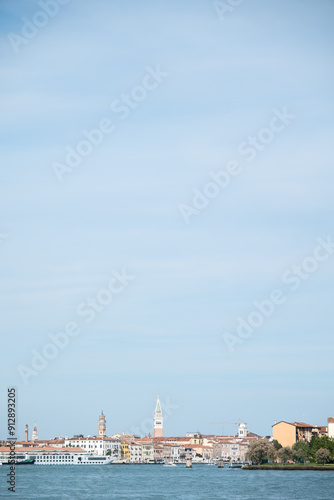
[1,464,334,500]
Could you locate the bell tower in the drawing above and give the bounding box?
[238,421,247,438]
[32,422,38,442]
[154,396,163,438]
[98,411,106,438]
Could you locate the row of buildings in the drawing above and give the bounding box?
[2,397,333,463]
[1,425,261,464]
[1,398,264,463]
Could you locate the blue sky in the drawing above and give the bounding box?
[1,0,334,440]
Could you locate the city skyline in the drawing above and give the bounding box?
[4,397,332,442]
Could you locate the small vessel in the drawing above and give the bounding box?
[163,462,176,467]
[1,458,35,465]
[229,461,246,468]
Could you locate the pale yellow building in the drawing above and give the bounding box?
[141,443,154,462]
[121,443,130,461]
[273,421,297,447]
[189,433,203,445]
[273,420,327,448]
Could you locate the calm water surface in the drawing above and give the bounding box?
[1,464,334,500]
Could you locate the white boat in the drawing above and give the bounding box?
[34,453,114,465]
[163,462,176,467]
[229,461,245,468]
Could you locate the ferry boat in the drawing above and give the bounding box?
[34,453,114,465]
[1,453,114,466]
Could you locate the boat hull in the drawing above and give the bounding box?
[1,459,35,465]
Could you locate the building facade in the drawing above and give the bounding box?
[64,436,120,457]
[129,443,142,463]
[121,442,130,461]
[141,443,154,462]
[273,421,328,448]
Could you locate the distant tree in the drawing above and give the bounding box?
[272,440,282,451]
[106,450,111,456]
[246,440,276,465]
[292,441,309,452]
[293,448,307,463]
[277,446,293,463]
[310,436,334,459]
[292,442,309,463]
[315,448,330,465]
[267,445,277,462]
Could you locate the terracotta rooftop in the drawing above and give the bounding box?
[0,446,85,453]
[272,421,313,428]
[293,422,314,428]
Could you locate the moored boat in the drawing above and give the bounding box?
[1,453,115,465]
[1,458,35,465]
[34,453,114,465]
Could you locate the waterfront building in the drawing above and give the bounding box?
[64,436,120,457]
[272,421,328,448]
[218,438,248,461]
[104,437,122,458]
[183,443,213,461]
[163,444,182,463]
[154,396,163,438]
[141,441,154,462]
[153,443,164,462]
[98,411,106,438]
[184,444,197,460]
[121,442,130,461]
[162,444,173,462]
[129,443,142,463]
[213,424,263,462]
[171,444,181,462]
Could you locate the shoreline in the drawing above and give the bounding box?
[243,465,334,471]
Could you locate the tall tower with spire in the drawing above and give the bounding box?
[25,424,29,442]
[154,396,163,438]
[98,411,106,438]
[32,422,38,442]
